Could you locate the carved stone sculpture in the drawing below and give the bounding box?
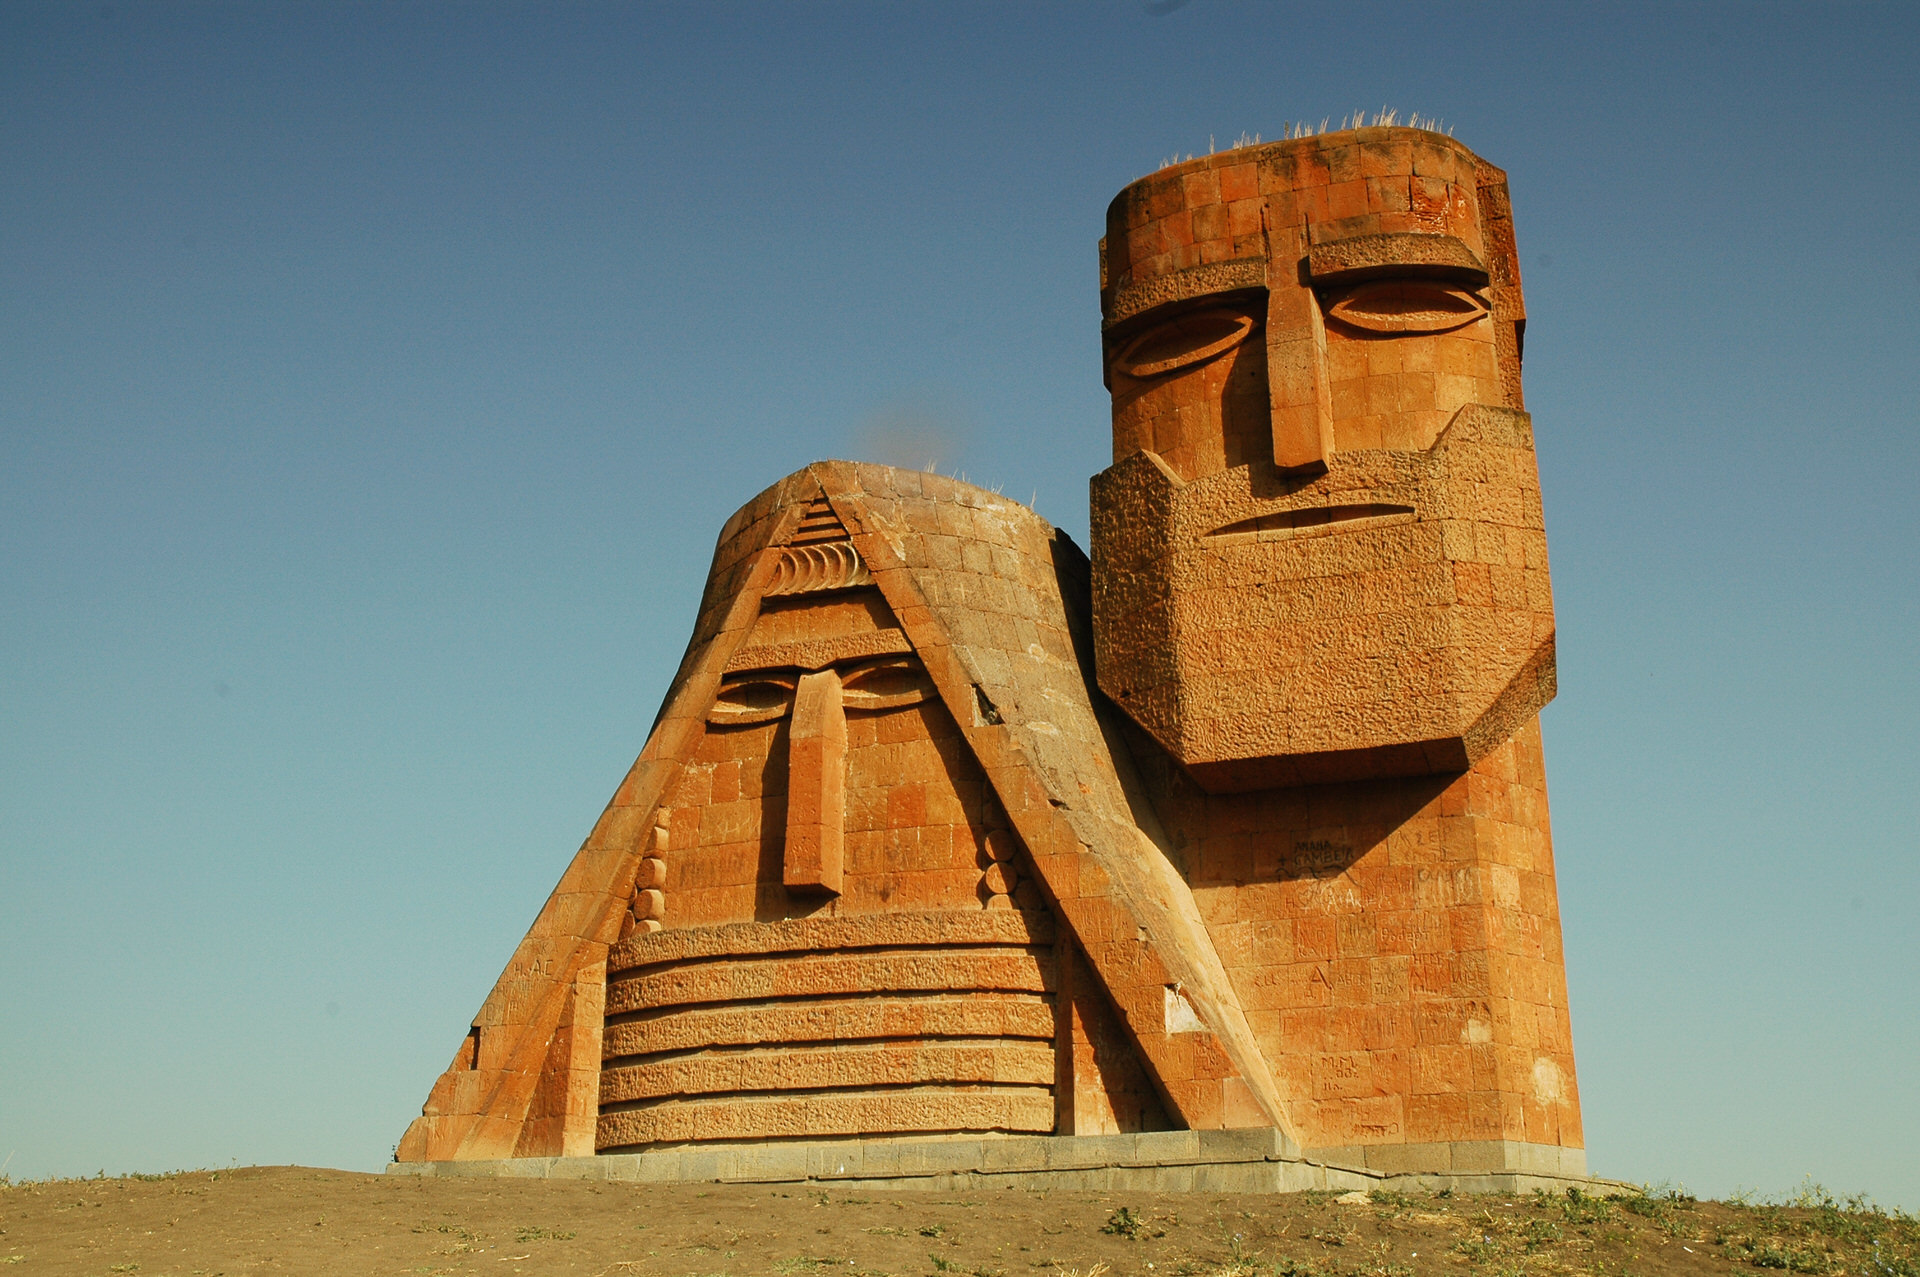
[396,126,1583,1179]
[1093,127,1548,790]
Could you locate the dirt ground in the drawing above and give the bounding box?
[2,1166,1913,1277]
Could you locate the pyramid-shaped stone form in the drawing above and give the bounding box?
[400,464,1288,1162]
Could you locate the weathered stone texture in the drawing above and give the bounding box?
[598,1086,1058,1148]
[1093,403,1554,788]
[396,125,1582,1178]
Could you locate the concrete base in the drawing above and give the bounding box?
[387,1130,1608,1196]
[1309,1139,1588,1181]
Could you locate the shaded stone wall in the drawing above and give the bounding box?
[1136,719,1579,1153]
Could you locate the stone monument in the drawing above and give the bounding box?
[395,126,1583,1186]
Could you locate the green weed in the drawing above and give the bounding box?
[1752,1241,1838,1272]
[1522,1217,1563,1248]
[1559,1185,1615,1225]
[1869,1241,1920,1277]
[1454,1235,1503,1263]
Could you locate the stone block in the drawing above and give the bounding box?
[979,1136,1049,1174]
[1197,1126,1287,1162]
[1194,1161,1279,1192]
[725,1141,810,1182]
[856,1139,912,1179]
[542,1157,603,1180]
[678,1148,726,1183]
[440,1159,499,1178]
[622,1151,685,1183]
[1359,1141,1450,1176]
[1045,1135,1121,1170]
[869,1138,986,1178]
[1506,1141,1585,1178]
[808,1142,865,1179]
[1449,1139,1524,1174]
[582,1153,634,1181]
[1119,1164,1195,1192]
[1131,1129,1202,1166]
[1066,1166,1116,1190]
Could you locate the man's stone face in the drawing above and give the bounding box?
[1099,128,1516,480]
[1104,266,1501,482]
[1092,130,1550,790]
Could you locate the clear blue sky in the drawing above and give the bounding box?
[3,2,1915,1205]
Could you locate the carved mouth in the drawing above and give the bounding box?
[1204,503,1416,544]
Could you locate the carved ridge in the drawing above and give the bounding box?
[764,540,872,595]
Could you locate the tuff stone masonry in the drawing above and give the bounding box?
[396,126,1583,1182]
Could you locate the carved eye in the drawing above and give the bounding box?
[1113,309,1259,379]
[839,658,936,711]
[708,675,797,725]
[1325,281,1488,334]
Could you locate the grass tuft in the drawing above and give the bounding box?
[1153,110,1455,174]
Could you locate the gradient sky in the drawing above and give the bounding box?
[3,2,1915,1205]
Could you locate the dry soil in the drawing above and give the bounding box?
[2,1167,1913,1277]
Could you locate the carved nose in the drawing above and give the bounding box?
[783,668,845,895]
[1266,221,1334,476]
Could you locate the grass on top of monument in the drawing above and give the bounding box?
[3,1167,1916,1277]
[1157,109,1461,168]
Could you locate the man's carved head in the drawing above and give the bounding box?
[1091,127,1553,791]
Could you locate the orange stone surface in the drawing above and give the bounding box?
[396,126,1582,1174]
[1094,127,1547,790]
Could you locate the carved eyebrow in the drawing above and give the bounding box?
[724,628,913,675]
[1103,257,1266,330]
[1307,232,1489,287]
